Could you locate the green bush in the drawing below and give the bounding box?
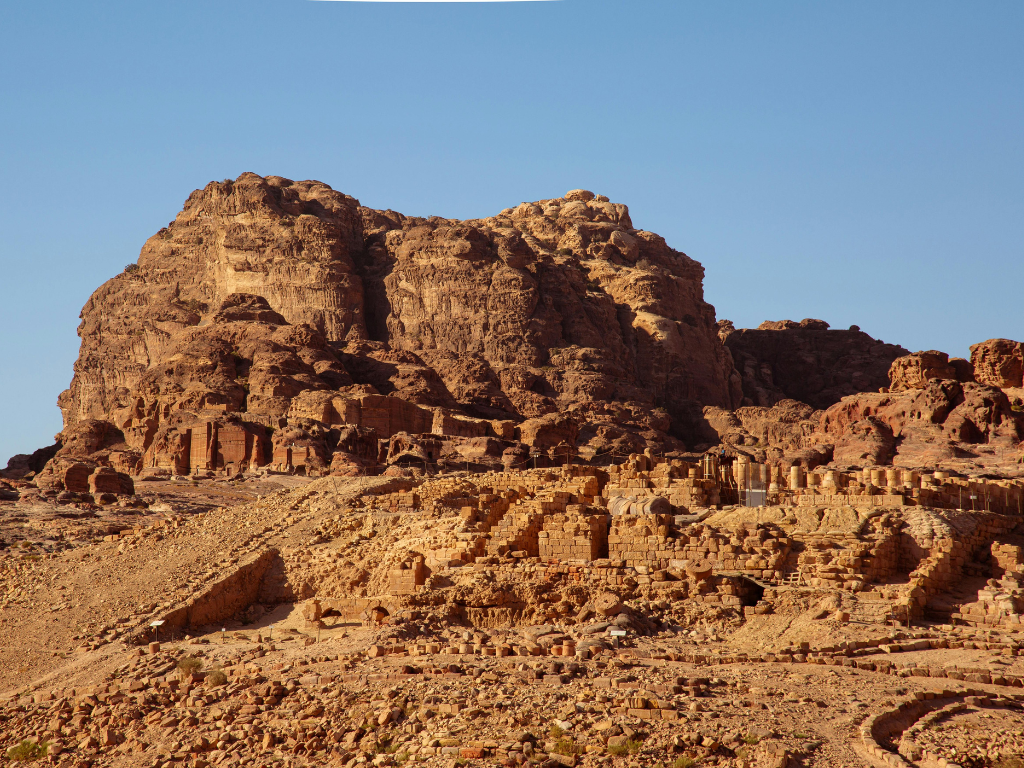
[124,263,140,274]
[6,740,49,762]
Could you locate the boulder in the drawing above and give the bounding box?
[88,466,134,496]
[814,379,1023,471]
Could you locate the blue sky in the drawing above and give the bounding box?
[1,0,1022,462]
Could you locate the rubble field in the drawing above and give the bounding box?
[2,453,1024,768]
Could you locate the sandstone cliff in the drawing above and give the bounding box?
[37,173,1024,484]
[721,319,908,409]
[50,174,741,480]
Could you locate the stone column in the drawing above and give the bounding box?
[735,458,749,489]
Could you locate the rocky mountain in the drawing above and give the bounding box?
[10,173,1023,489]
[45,174,742,482]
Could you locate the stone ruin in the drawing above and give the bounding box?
[289,454,1024,637]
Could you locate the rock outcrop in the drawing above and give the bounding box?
[814,379,1023,470]
[888,350,974,393]
[721,319,908,409]
[700,400,822,463]
[50,174,741,478]
[1,442,60,481]
[971,338,1024,389]
[29,174,1024,483]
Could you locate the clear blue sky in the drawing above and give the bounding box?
[1,0,1022,463]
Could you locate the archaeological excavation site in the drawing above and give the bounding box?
[2,174,1023,768]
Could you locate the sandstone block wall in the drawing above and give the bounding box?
[388,557,426,596]
[538,509,608,561]
[991,541,1023,577]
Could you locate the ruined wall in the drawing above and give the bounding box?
[159,548,280,633]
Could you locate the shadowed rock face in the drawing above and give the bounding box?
[52,173,741,475]
[722,319,908,410]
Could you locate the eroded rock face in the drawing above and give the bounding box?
[50,175,741,476]
[815,379,1024,469]
[360,191,739,423]
[1,442,60,481]
[700,400,821,461]
[888,350,974,392]
[971,338,1024,389]
[722,320,908,409]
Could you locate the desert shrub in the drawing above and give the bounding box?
[607,738,644,757]
[671,758,696,768]
[553,739,584,756]
[549,724,565,739]
[205,668,227,686]
[6,740,49,762]
[124,263,140,274]
[177,655,203,676]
